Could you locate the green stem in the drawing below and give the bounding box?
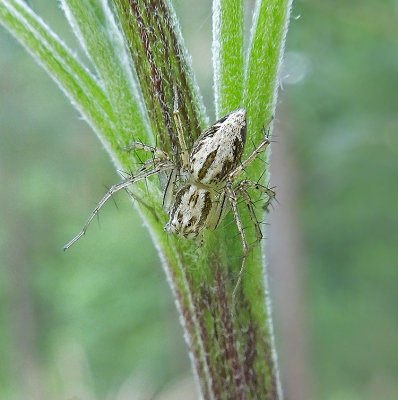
[212,0,245,117]
[0,0,113,135]
[0,0,293,398]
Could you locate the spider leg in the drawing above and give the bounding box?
[173,87,190,171]
[64,161,173,250]
[228,137,271,182]
[235,186,263,249]
[122,140,179,210]
[225,184,249,298]
[121,141,170,161]
[227,180,276,296]
[162,168,178,212]
[236,180,276,211]
[125,187,159,222]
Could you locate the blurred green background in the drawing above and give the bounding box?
[1,1,397,399]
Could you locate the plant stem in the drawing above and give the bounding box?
[112,1,292,399]
[0,0,293,398]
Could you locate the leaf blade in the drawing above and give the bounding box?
[60,0,151,147]
[0,0,115,142]
[212,0,245,118]
[245,0,293,138]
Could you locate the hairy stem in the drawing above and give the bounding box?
[0,0,293,398]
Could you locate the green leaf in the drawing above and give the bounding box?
[0,0,114,145]
[60,0,150,151]
[245,0,293,143]
[212,0,245,117]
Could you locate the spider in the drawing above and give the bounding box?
[64,102,275,289]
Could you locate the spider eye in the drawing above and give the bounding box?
[177,218,182,224]
[187,222,192,227]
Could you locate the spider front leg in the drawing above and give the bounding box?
[229,136,271,182]
[121,141,170,161]
[64,160,174,250]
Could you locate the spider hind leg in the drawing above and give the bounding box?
[226,180,276,297]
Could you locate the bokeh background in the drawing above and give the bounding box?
[1,1,397,399]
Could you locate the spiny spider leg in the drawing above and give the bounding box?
[121,141,170,161]
[236,180,276,211]
[225,184,250,298]
[63,161,173,250]
[124,187,159,222]
[228,180,275,296]
[235,187,263,248]
[129,152,173,177]
[229,137,271,182]
[173,89,190,170]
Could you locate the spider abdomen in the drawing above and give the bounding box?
[164,184,217,238]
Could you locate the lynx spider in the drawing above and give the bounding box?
[64,99,275,292]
